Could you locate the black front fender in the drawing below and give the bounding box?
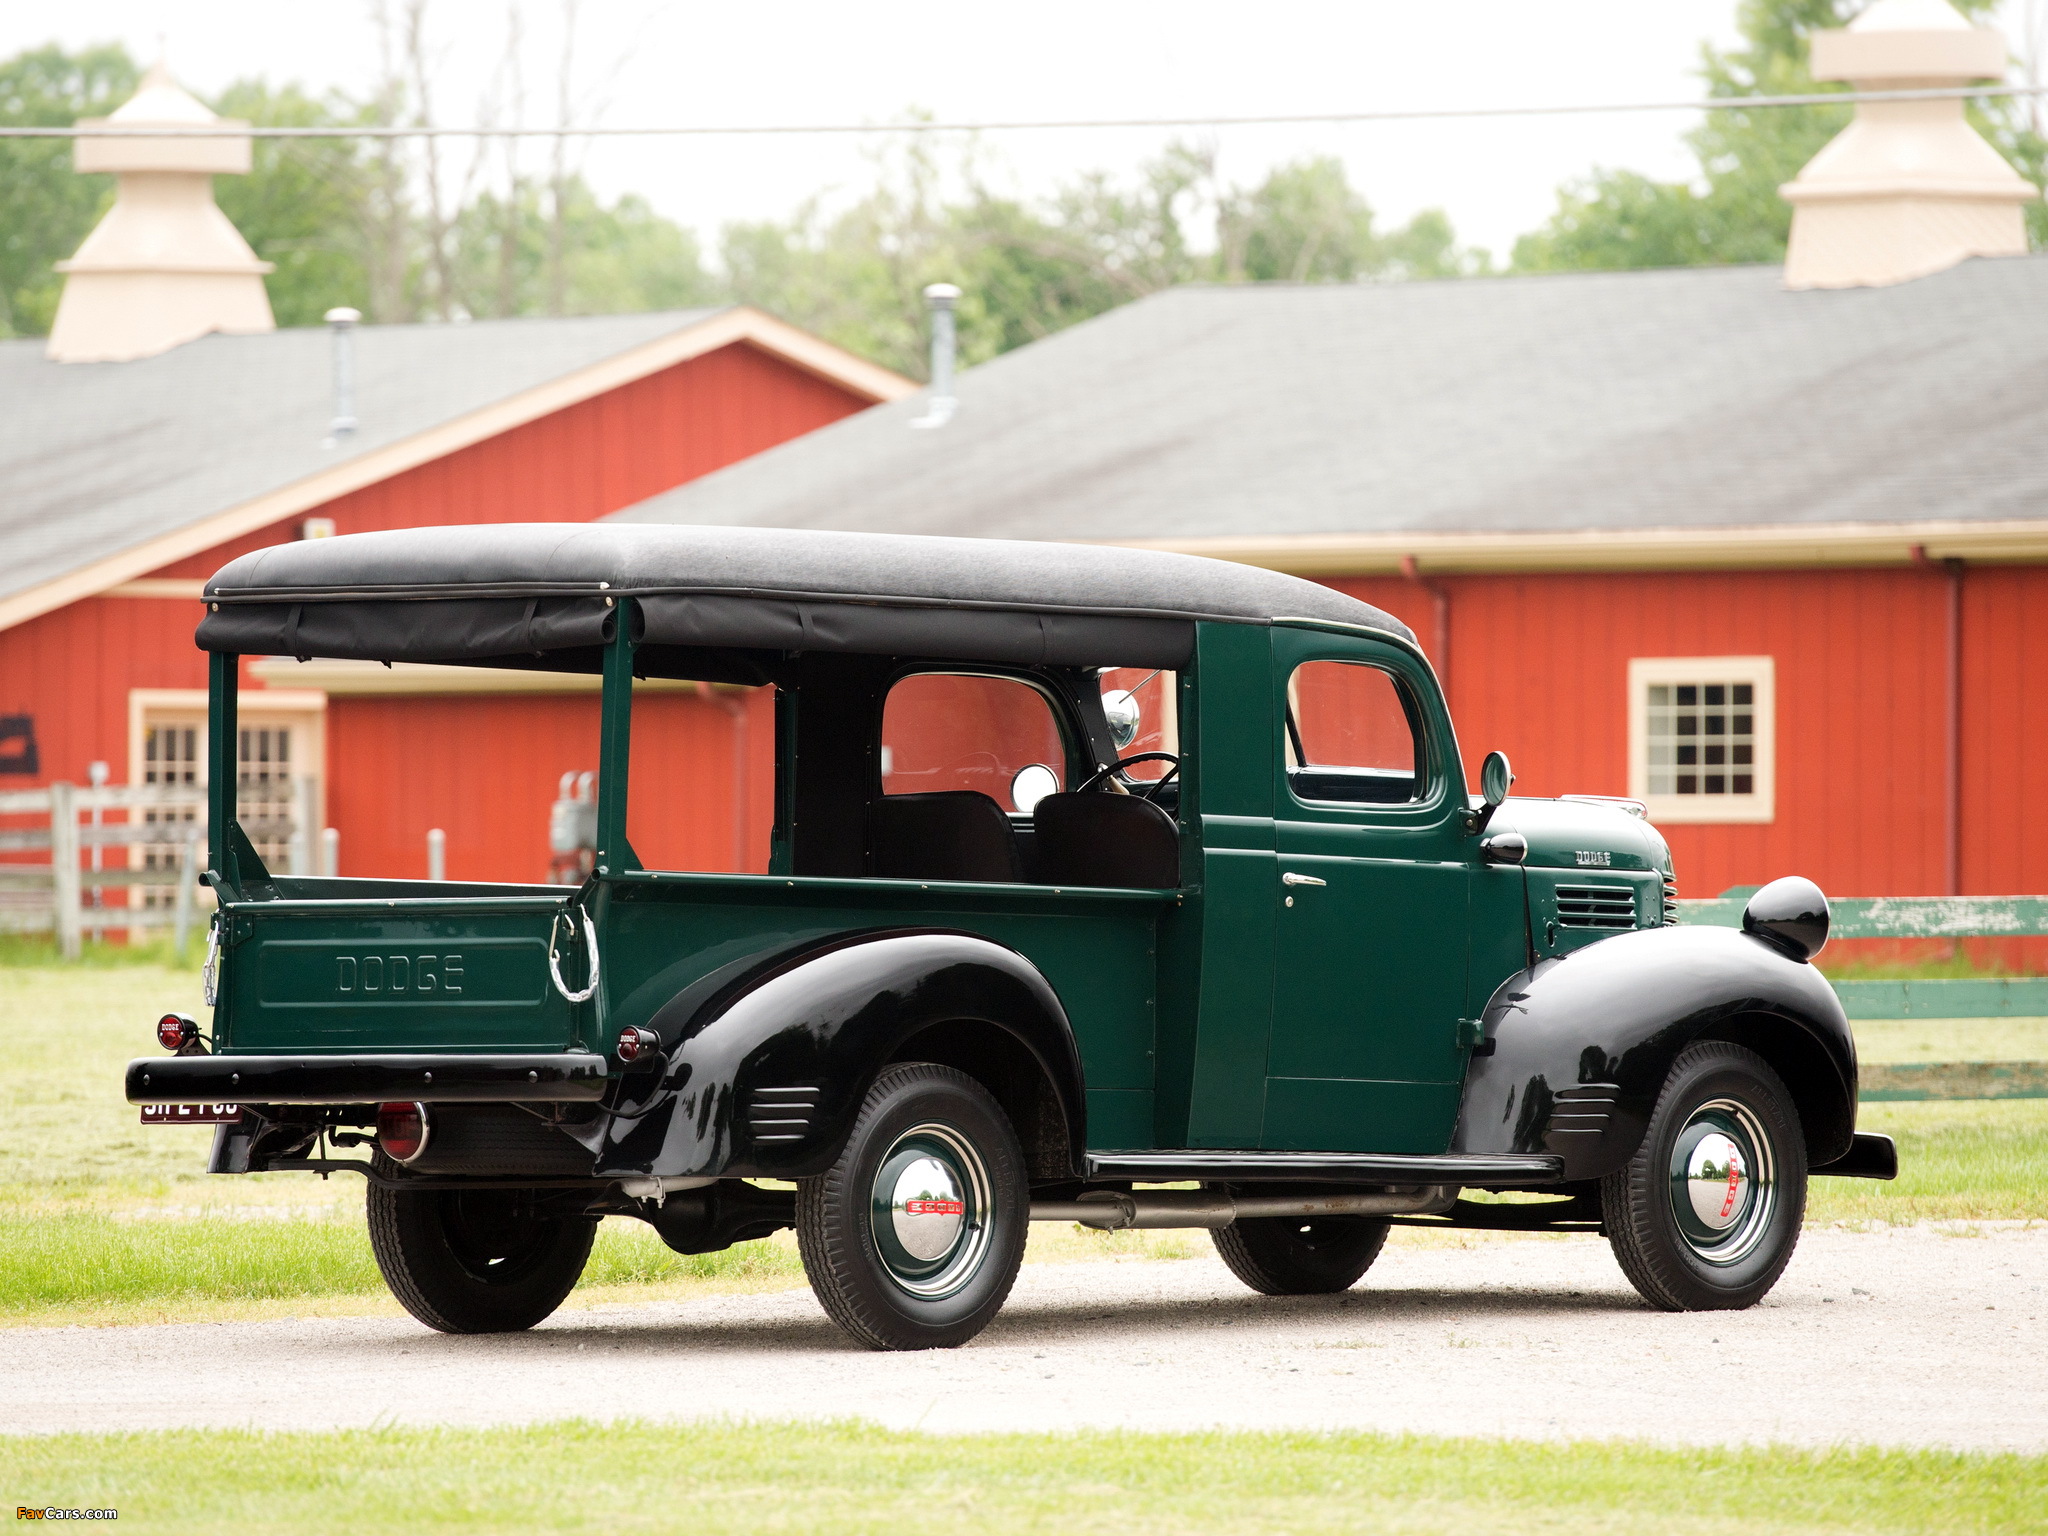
[1452,925,1856,1180]
[596,929,1085,1181]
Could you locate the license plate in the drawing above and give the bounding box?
[140,1103,242,1125]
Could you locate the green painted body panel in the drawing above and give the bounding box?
[217,897,579,1054]
[1266,625,1473,1155]
[1525,868,1666,959]
[1466,863,1531,1022]
[595,872,1169,1107]
[1261,1079,1465,1153]
[1179,622,1279,1147]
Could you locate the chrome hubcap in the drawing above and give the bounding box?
[1668,1098,1776,1266]
[869,1123,992,1299]
[1683,1132,1749,1231]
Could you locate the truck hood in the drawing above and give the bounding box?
[1484,797,1673,876]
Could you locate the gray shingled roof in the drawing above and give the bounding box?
[612,256,2048,541]
[0,308,719,608]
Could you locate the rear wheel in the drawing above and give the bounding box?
[1211,1212,1390,1295]
[1601,1040,1807,1312]
[796,1063,1028,1351]
[366,1156,595,1333]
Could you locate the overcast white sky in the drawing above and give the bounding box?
[7,2,2042,261]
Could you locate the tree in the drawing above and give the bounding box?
[452,178,717,318]
[724,141,1486,379]
[1219,156,1482,282]
[0,43,138,337]
[1514,0,2044,273]
[212,80,378,326]
[0,38,1479,367]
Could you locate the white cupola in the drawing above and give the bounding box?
[1780,0,2039,289]
[46,60,275,363]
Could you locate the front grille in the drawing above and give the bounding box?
[747,1085,821,1143]
[1663,877,1680,926]
[1555,884,1638,930]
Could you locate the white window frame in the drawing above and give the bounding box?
[1626,657,1775,825]
[127,688,328,867]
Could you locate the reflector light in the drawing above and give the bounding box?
[616,1026,658,1063]
[156,1013,198,1052]
[376,1101,431,1164]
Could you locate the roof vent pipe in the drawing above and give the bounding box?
[909,282,960,429]
[322,307,361,448]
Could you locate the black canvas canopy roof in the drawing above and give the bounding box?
[198,523,1412,672]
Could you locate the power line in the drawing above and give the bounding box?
[2,82,2044,139]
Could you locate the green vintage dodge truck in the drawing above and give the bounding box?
[130,524,1893,1350]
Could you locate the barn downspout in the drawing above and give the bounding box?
[1399,555,1451,695]
[1911,545,1963,898]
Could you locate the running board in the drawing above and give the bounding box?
[1033,1186,1454,1230]
[1083,1150,1566,1187]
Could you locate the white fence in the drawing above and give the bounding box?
[0,781,310,958]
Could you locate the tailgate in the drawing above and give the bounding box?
[217,895,583,1053]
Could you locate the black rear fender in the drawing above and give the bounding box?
[1452,925,1856,1180]
[597,930,1084,1181]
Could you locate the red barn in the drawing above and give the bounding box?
[0,305,910,903]
[614,259,2048,965]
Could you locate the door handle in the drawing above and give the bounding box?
[1281,872,1327,887]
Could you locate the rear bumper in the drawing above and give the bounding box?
[1812,1131,1898,1180]
[127,1052,609,1105]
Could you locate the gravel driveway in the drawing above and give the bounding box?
[4,1224,2041,1451]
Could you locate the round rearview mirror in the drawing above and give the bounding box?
[1010,763,1060,814]
[1480,750,1515,807]
[1102,689,1141,749]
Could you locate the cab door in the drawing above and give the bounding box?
[1263,630,1474,1155]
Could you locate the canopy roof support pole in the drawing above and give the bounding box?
[595,598,641,876]
[207,651,240,893]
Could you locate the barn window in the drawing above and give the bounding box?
[128,689,327,877]
[1627,658,1774,824]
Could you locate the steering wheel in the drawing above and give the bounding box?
[1077,751,1180,800]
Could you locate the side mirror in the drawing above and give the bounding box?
[1480,751,1514,807]
[1010,763,1059,814]
[1743,876,1830,963]
[1474,750,1514,834]
[1101,689,1141,749]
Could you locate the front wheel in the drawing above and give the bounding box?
[1601,1040,1807,1312]
[796,1063,1028,1351]
[367,1157,596,1333]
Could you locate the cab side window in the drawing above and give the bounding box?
[1285,660,1423,805]
[880,673,1065,810]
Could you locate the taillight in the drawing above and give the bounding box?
[616,1026,658,1063]
[157,1013,198,1052]
[376,1101,431,1163]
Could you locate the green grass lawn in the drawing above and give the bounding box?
[0,962,2040,1326]
[4,961,2043,1531]
[4,1421,2040,1535]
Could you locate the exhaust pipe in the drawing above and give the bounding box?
[1030,1185,1455,1231]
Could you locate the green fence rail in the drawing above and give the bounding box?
[1829,978,2048,1019]
[1675,893,2048,941]
[1676,890,2047,1100]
